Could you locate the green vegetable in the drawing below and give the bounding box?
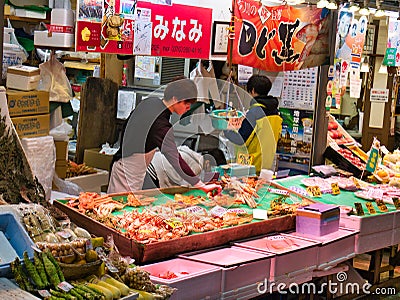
[11,257,34,292]
[73,283,102,300]
[23,251,45,289]
[45,250,65,282]
[50,289,76,300]
[10,259,26,291]
[34,251,50,287]
[41,252,61,287]
[69,288,84,300]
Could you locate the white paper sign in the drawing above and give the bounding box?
[370,88,389,102]
[350,77,362,98]
[133,21,153,55]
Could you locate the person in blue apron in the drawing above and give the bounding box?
[108,77,221,194]
[224,74,282,174]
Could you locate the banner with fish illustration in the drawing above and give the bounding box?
[231,0,330,72]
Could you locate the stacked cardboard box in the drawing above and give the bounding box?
[6,89,50,139]
[54,141,68,179]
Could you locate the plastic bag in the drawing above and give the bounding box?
[39,54,73,103]
[49,120,73,141]
[2,20,28,79]
[52,173,84,196]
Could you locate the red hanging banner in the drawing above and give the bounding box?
[231,0,330,72]
[75,0,212,58]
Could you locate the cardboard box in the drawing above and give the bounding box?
[55,141,68,160]
[6,90,49,117]
[83,148,113,172]
[55,160,67,179]
[11,114,50,138]
[65,169,109,193]
[6,66,40,91]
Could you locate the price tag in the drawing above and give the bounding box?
[183,206,204,214]
[252,209,268,220]
[95,247,119,273]
[306,186,322,197]
[331,182,341,195]
[365,202,376,214]
[227,208,247,214]
[288,186,308,197]
[237,153,254,165]
[267,188,290,196]
[31,245,42,253]
[210,206,227,218]
[351,177,361,190]
[58,281,74,292]
[164,218,183,229]
[354,202,365,216]
[376,200,388,212]
[38,290,51,297]
[57,230,72,239]
[393,198,400,210]
[366,189,384,200]
[86,239,93,250]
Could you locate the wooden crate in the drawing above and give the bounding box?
[53,187,296,264]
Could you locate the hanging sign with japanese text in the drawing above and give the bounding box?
[231,0,330,72]
[76,0,212,58]
[385,19,400,66]
[136,1,212,58]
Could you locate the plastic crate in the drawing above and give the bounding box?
[233,234,319,284]
[0,213,35,277]
[179,246,273,297]
[141,258,222,300]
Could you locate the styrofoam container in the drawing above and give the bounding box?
[51,8,74,26]
[355,230,393,254]
[6,65,40,91]
[0,213,35,277]
[141,258,222,300]
[286,228,358,270]
[340,212,395,234]
[233,234,319,284]
[179,246,273,298]
[34,30,74,48]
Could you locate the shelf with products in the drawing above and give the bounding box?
[4,14,50,24]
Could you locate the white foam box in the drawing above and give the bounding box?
[65,169,109,193]
[286,229,358,271]
[233,234,319,284]
[178,246,273,299]
[34,30,74,48]
[340,212,395,234]
[6,65,40,91]
[140,258,222,300]
[15,8,47,19]
[51,8,74,26]
[355,229,393,254]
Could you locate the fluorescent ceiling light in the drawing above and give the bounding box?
[359,7,370,15]
[317,0,329,8]
[378,64,387,74]
[327,1,338,9]
[375,9,386,17]
[349,3,360,11]
[360,57,369,73]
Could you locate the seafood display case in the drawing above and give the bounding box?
[54,186,297,264]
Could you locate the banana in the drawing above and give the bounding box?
[101,275,130,296]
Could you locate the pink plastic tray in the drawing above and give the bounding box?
[286,228,358,270]
[141,258,221,300]
[340,212,395,234]
[178,246,273,294]
[233,234,319,281]
[355,230,393,254]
